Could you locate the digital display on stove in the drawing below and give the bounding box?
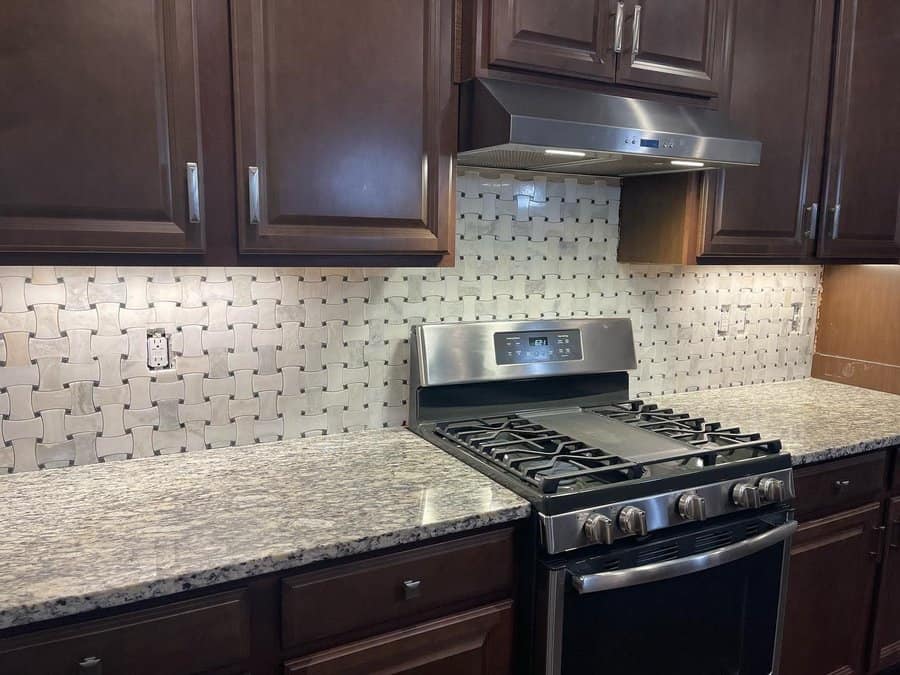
[494,329,583,365]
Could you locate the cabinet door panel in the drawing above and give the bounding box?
[0,0,205,253]
[615,0,731,97]
[779,503,882,675]
[702,0,833,258]
[488,0,617,82]
[231,0,455,257]
[870,497,900,672]
[819,0,900,259]
[284,602,513,675]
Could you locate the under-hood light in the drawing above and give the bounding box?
[670,160,705,167]
[545,149,587,158]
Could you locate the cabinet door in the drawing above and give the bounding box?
[0,0,205,253]
[701,0,833,258]
[819,0,900,259]
[284,602,513,675]
[231,0,455,258]
[870,497,900,672]
[488,0,618,82]
[615,0,732,97]
[779,503,883,675]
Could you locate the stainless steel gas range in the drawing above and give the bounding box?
[408,317,797,675]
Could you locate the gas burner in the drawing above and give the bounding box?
[589,400,782,460]
[435,416,643,494]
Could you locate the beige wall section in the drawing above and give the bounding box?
[813,265,900,394]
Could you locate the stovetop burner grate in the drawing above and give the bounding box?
[435,416,644,494]
[434,401,782,496]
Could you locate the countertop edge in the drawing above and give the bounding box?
[0,502,531,632]
[789,434,900,467]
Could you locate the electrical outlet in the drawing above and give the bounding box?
[147,331,170,369]
[717,305,731,336]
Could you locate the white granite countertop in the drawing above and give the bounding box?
[0,428,530,631]
[653,378,900,466]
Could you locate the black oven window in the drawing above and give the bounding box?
[561,543,784,675]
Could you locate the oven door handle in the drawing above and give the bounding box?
[571,520,798,594]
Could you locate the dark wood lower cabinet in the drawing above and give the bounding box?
[0,528,516,675]
[0,590,251,675]
[283,601,513,675]
[870,497,900,673]
[780,502,883,675]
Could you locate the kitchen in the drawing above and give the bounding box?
[0,1,898,674]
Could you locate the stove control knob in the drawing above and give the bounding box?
[732,483,761,509]
[583,514,615,545]
[618,506,648,536]
[758,477,787,503]
[677,493,707,521]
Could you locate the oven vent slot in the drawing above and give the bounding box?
[695,530,733,553]
[745,523,761,538]
[600,559,621,572]
[636,543,680,565]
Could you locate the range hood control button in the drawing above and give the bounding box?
[583,514,615,545]
[677,493,707,521]
[618,506,648,536]
[732,483,761,509]
[758,477,787,503]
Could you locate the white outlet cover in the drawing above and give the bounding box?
[147,334,170,369]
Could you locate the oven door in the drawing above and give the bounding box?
[536,513,797,675]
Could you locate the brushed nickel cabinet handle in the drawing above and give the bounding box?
[631,4,642,61]
[829,203,841,239]
[186,162,200,224]
[79,656,102,675]
[803,202,818,239]
[613,2,625,53]
[402,579,422,600]
[248,166,260,225]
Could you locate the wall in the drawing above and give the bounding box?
[0,171,822,473]
[813,264,900,394]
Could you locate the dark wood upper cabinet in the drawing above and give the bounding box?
[0,0,206,253]
[701,0,834,259]
[230,0,456,258]
[487,0,618,82]
[870,496,900,673]
[818,0,900,259]
[779,502,883,675]
[615,0,733,97]
[480,0,733,99]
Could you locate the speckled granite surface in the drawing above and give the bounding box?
[653,378,900,466]
[0,428,529,631]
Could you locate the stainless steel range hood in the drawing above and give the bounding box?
[458,78,761,177]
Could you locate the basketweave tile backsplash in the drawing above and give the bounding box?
[0,171,822,473]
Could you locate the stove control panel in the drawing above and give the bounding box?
[494,329,582,365]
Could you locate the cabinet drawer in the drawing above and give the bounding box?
[281,528,514,651]
[283,601,514,675]
[0,589,250,675]
[794,452,887,519]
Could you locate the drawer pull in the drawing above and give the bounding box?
[833,479,852,490]
[402,579,422,600]
[79,656,102,675]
